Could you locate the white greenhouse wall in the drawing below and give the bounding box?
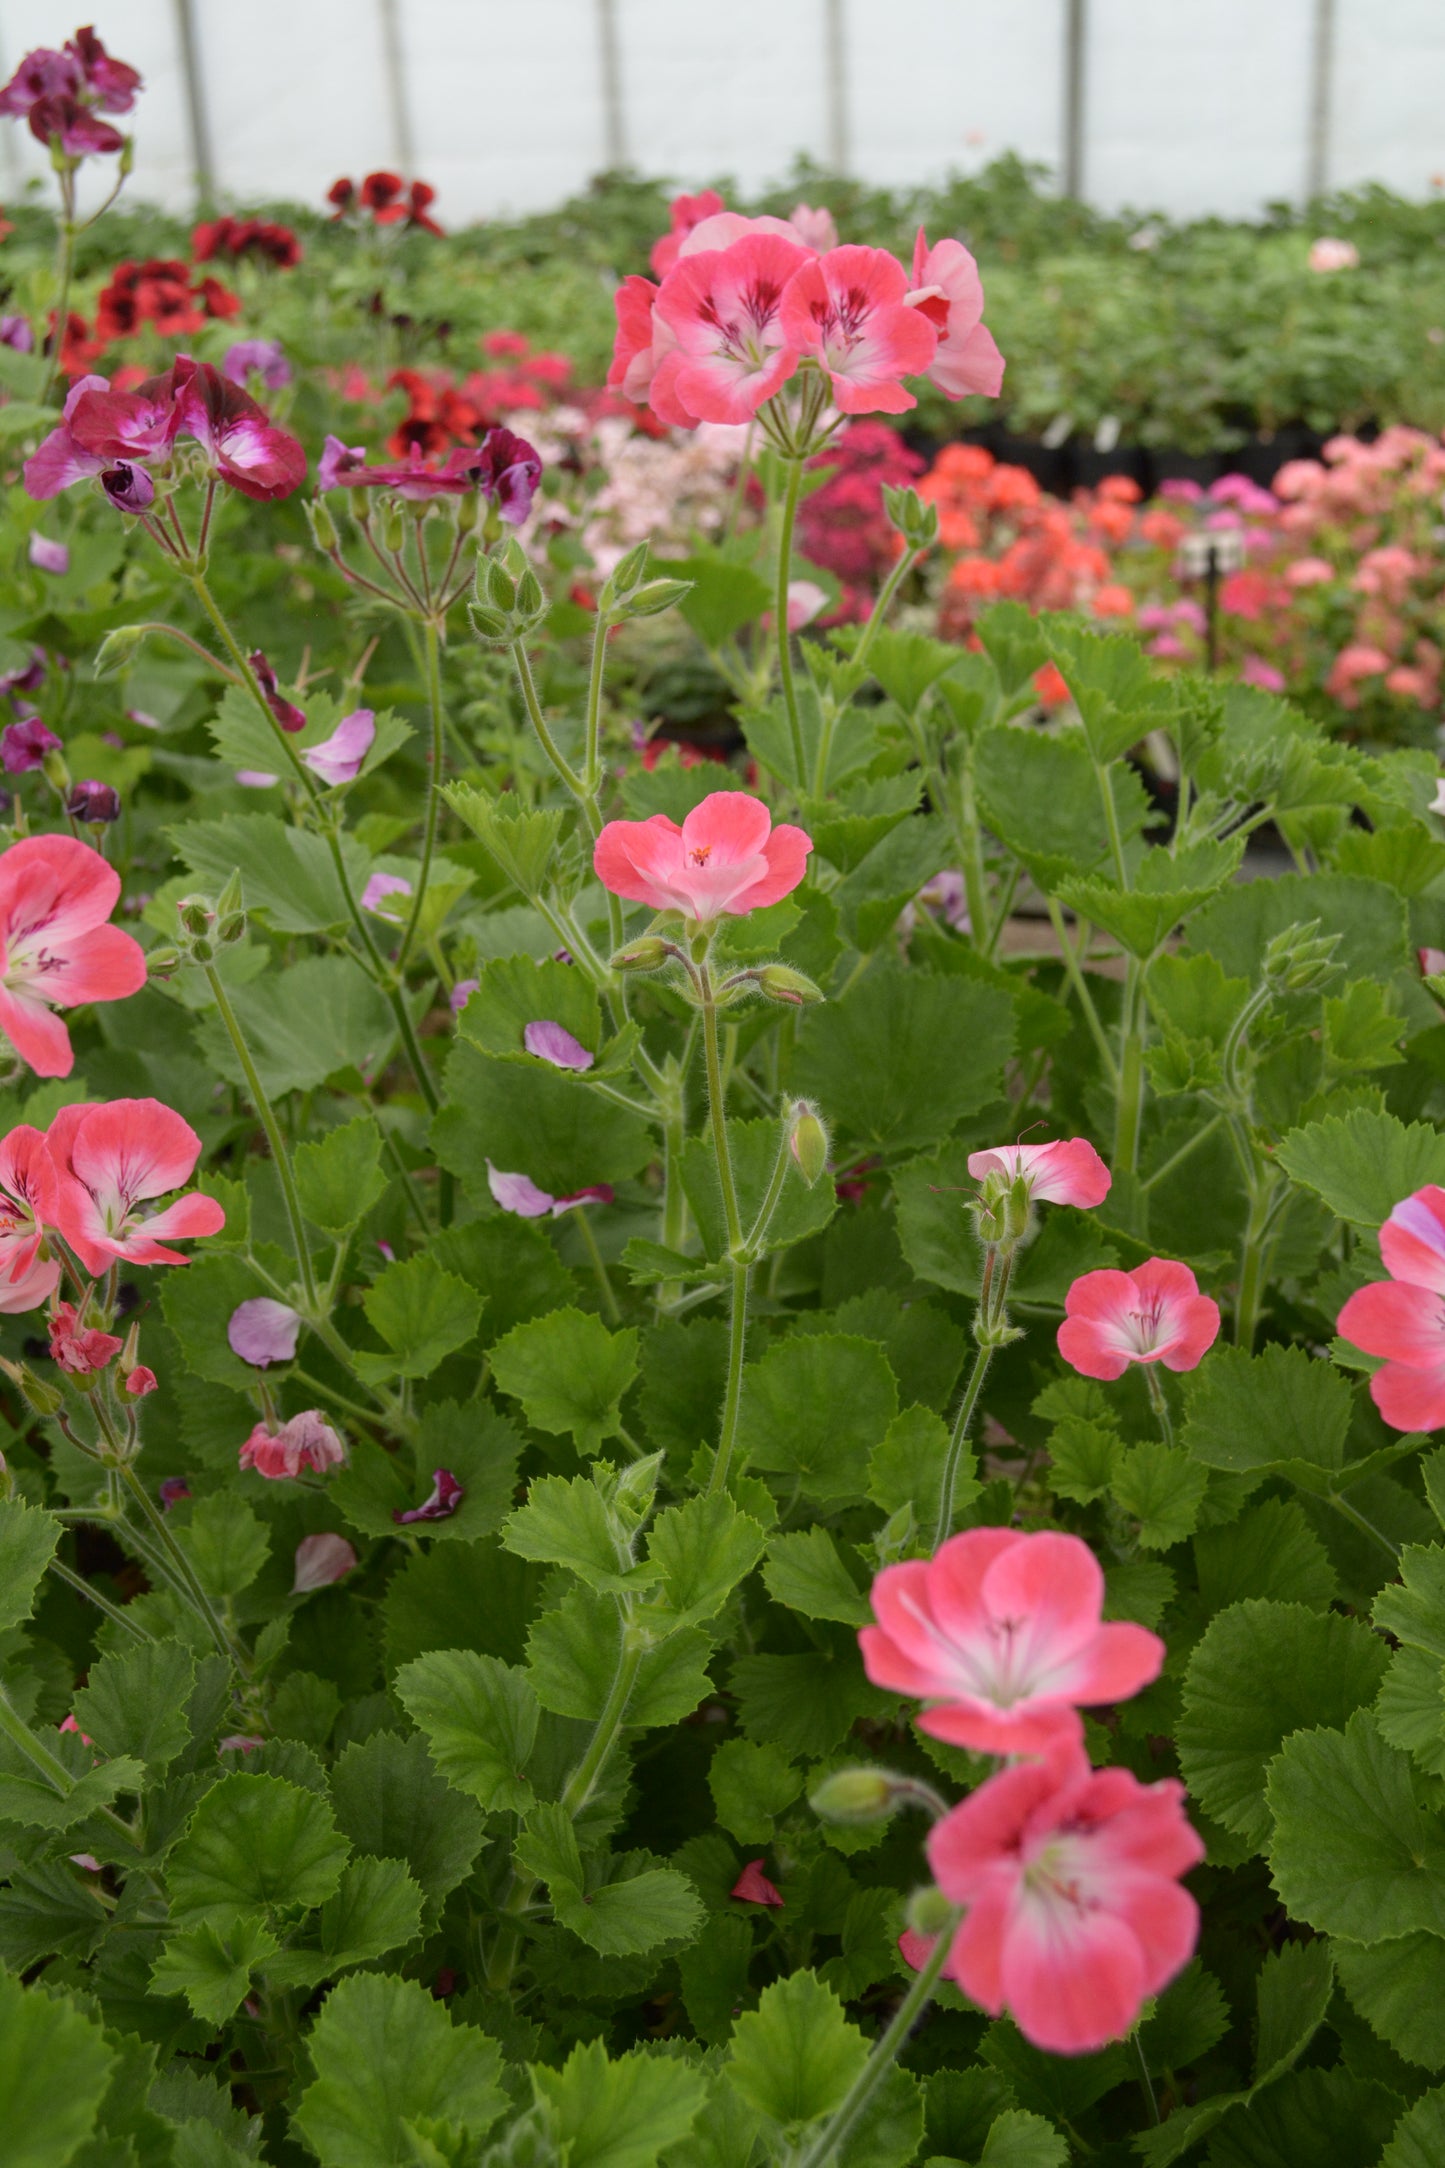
[0,0,1440,225]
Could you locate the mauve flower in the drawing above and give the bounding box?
[293,1532,357,1592]
[240,1409,347,1480]
[1,717,61,773]
[967,1138,1111,1210]
[362,871,411,920]
[248,649,305,732]
[222,338,292,391]
[1058,1260,1221,1381]
[0,49,81,117]
[0,316,33,353]
[0,650,45,698]
[781,245,938,415]
[0,835,146,1076]
[906,229,1005,401]
[1239,656,1286,692]
[449,978,479,1015]
[48,1097,225,1271]
[924,1732,1203,2055]
[27,94,124,156]
[731,1860,784,1907]
[66,780,120,822]
[860,1528,1164,1755]
[486,1163,613,1219]
[594,790,811,921]
[228,1297,300,1368]
[68,27,142,113]
[158,1476,191,1509]
[24,373,111,499]
[393,1468,466,1524]
[318,434,367,490]
[49,1299,121,1374]
[302,708,374,786]
[235,769,278,789]
[28,534,67,575]
[524,1019,593,1071]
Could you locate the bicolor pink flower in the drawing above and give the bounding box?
[218,1734,264,1754]
[27,94,123,156]
[23,374,111,499]
[168,356,307,501]
[906,231,1005,400]
[731,1860,784,1907]
[65,378,183,463]
[925,1732,1203,2054]
[1057,1260,1221,1381]
[524,1019,593,1071]
[1379,1185,1445,1291]
[594,790,811,921]
[362,872,411,920]
[779,245,937,415]
[859,1528,1163,1755]
[28,534,68,575]
[228,1297,301,1368]
[486,1163,613,1219]
[302,708,374,786]
[678,211,809,260]
[393,1468,466,1524]
[0,49,82,116]
[1,717,61,773]
[653,235,809,425]
[69,27,142,113]
[47,1098,225,1273]
[0,835,147,1077]
[293,1532,357,1592]
[649,189,726,275]
[966,1138,1111,1210]
[49,1299,121,1375]
[318,434,366,491]
[0,1123,60,1287]
[240,1409,347,1480]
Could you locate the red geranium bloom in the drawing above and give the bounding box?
[360,170,404,216]
[47,1097,225,1271]
[0,835,146,1076]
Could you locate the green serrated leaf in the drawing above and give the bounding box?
[168,1773,349,1927]
[295,1973,505,2166]
[490,1307,639,1454]
[394,1650,538,1813]
[358,1255,482,1383]
[295,1116,388,1234]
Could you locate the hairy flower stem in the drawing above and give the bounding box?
[796,1908,964,2168]
[1144,1367,1175,1448]
[701,969,753,1498]
[394,617,445,975]
[774,455,807,786]
[116,1460,250,1676]
[37,173,77,409]
[934,1344,994,1551]
[1233,1167,1280,1351]
[202,963,318,1310]
[1047,901,1120,1087]
[709,1261,751,1500]
[1113,963,1146,1175]
[47,1554,153,1641]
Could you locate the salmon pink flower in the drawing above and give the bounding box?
[49,1299,121,1374]
[1337,1278,1445,1430]
[393,1467,466,1524]
[302,708,374,786]
[859,1528,1163,1755]
[47,1098,225,1273]
[731,1860,784,1907]
[122,1364,156,1396]
[240,1409,347,1480]
[925,1732,1203,2054]
[293,1532,357,1591]
[608,274,672,407]
[594,790,811,921]
[0,1250,60,1313]
[653,234,809,425]
[0,835,146,1076]
[1057,1260,1221,1381]
[779,245,937,415]
[906,231,1005,400]
[1309,236,1358,272]
[1379,1186,1445,1289]
[966,1138,1111,1210]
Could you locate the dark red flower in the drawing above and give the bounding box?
[405,180,444,236]
[393,1467,466,1524]
[248,649,306,731]
[67,779,121,821]
[67,27,142,113]
[197,275,241,321]
[360,171,405,216]
[28,94,124,156]
[192,216,301,269]
[326,176,355,215]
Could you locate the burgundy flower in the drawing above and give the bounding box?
[731,1860,784,1907]
[471,425,542,524]
[404,181,444,237]
[69,375,183,460]
[360,171,404,216]
[1,717,61,773]
[393,1468,466,1524]
[158,1475,191,1509]
[28,94,124,156]
[68,27,142,113]
[326,177,356,216]
[100,462,154,513]
[318,434,366,490]
[247,649,306,732]
[168,355,306,500]
[0,49,81,116]
[0,650,46,698]
[193,217,300,269]
[67,781,121,822]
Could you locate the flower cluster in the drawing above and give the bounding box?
[0,25,139,158]
[327,171,443,235]
[192,216,302,269]
[91,258,240,351]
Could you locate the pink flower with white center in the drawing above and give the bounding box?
[486,1163,613,1219]
[47,1098,225,1274]
[906,230,1005,400]
[965,1138,1112,1210]
[923,1732,1203,2054]
[66,378,184,463]
[0,1123,60,1288]
[23,374,111,499]
[594,789,811,921]
[240,1409,347,1480]
[362,872,411,921]
[228,1297,300,1368]
[524,1019,593,1071]
[302,708,374,787]
[762,579,829,634]
[859,1528,1164,1756]
[653,234,809,425]
[1239,657,1286,692]
[779,245,938,415]
[0,835,147,1077]
[1057,1260,1221,1382]
[168,356,307,502]
[393,1467,466,1524]
[293,1532,357,1592]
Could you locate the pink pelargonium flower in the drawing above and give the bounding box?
[24,373,112,499]
[486,1163,613,1219]
[240,1409,347,1480]
[362,872,411,921]
[228,1297,301,1368]
[0,1123,61,1286]
[966,1138,1112,1210]
[653,234,809,425]
[1337,1278,1445,1431]
[169,356,308,502]
[0,834,147,1077]
[49,1299,121,1375]
[293,1532,358,1592]
[0,49,82,116]
[47,1098,225,1273]
[594,790,811,921]
[1239,657,1286,692]
[779,245,937,415]
[649,188,727,277]
[1057,1260,1221,1381]
[906,230,1005,400]
[859,1527,1164,1755]
[608,274,674,408]
[0,1249,60,1314]
[1309,236,1359,272]
[302,708,374,787]
[924,1731,1203,2055]
[789,202,839,252]
[523,1019,593,1071]
[1380,1186,1445,1290]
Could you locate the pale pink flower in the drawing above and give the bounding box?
[1057,1260,1221,1381]
[649,189,726,277]
[1325,643,1391,707]
[924,1732,1203,2054]
[779,244,937,414]
[906,230,1005,400]
[293,1532,357,1592]
[523,1019,593,1071]
[486,1163,613,1219]
[594,790,811,921]
[228,1297,301,1368]
[240,1409,347,1480]
[219,1734,263,1754]
[47,1098,224,1273]
[762,578,829,634]
[28,534,68,575]
[0,1249,60,1315]
[966,1138,1111,1209]
[1239,657,1286,692]
[653,234,809,425]
[677,211,809,260]
[1309,236,1359,272]
[450,978,479,1015]
[362,872,411,920]
[302,707,374,787]
[1285,556,1334,587]
[1419,947,1445,979]
[788,203,839,252]
[859,1528,1164,1755]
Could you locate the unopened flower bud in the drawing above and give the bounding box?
[485,558,517,613]
[622,577,691,619]
[882,483,940,550]
[609,1451,664,1531]
[469,604,510,642]
[810,1768,898,1824]
[304,498,339,553]
[382,503,407,553]
[514,566,544,618]
[191,936,215,963]
[905,1885,956,1940]
[611,937,671,972]
[455,490,480,535]
[146,947,180,978]
[1262,917,1344,995]
[0,1449,12,1499]
[217,912,246,945]
[178,897,212,938]
[67,780,120,824]
[0,1356,65,1416]
[788,1102,829,1187]
[92,625,147,680]
[608,540,651,597]
[755,964,823,1007]
[121,1365,157,1399]
[215,871,245,926]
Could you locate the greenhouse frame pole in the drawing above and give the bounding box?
[597,0,628,171]
[171,0,215,204]
[377,0,415,177]
[1306,0,1336,201]
[1062,0,1088,199]
[824,0,850,175]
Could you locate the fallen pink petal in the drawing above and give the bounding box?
[293,1531,358,1591]
[228,1296,301,1368]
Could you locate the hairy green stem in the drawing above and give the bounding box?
[37,177,76,409]
[0,1683,140,1849]
[572,1206,621,1325]
[934,1342,993,1551]
[708,1260,751,1499]
[395,617,445,974]
[116,1461,249,1675]
[1046,901,1120,1087]
[796,1909,963,2168]
[203,963,317,1309]
[1112,962,1146,1175]
[1144,1367,1175,1449]
[47,1554,152,1642]
[774,455,807,785]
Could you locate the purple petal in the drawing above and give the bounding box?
[362,871,411,919]
[553,1183,615,1213]
[303,707,374,787]
[28,533,68,575]
[1,717,60,773]
[236,769,280,788]
[450,978,480,1016]
[524,1018,594,1071]
[392,1467,466,1524]
[487,1161,556,1217]
[228,1296,301,1368]
[293,1531,358,1591]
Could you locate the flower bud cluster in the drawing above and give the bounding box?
[597,540,692,623]
[470,541,548,643]
[173,872,247,964]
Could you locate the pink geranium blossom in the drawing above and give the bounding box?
[362,872,411,920]
[1057,1260,1221,1381]
[650,189,726,277]
[0,835,147,1076]
[906,230,1005,400]
[859,1528,1164,1755]
[966,1138,1112,1210]
[0,1250,60,1313]
[780,245,937,414]
[1338,1186,1445,1430]
[924,1732,1203,2054]
[486,1163,613,1218]
[302,708,374,786]
[0,1124,60,1289]
[653,235,809,425]
[28,534,68,575]
[47,1098,225,1273]
[1309,236,1359,273]
[49,1299,121,1375]
[594,790,811,921]
[293,1532,357,1591]
[789,202,839,252]
[240,1409,347,1480]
